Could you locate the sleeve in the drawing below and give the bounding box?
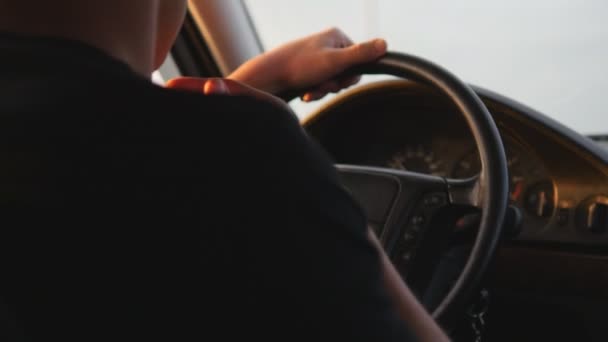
[219,97,416,341]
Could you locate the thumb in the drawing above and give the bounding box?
[203,78,230,95]
[166,77,231,95]
[335,38,387,66]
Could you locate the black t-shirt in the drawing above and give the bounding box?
[0,33,413,341]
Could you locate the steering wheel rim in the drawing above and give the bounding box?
[304,52,510,325]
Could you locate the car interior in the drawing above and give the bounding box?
[129,1,607,341]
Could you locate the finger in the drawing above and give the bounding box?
[315,80,343,94]
[301,79,345,102]
[166,77,212,92]
[301,91,327,102]
[319,75,361,94]
[343,35,355,46]
[167,77,243,96]
[335,29,354,48]
[332,38,388,67]
[168,77,260,99]
[320,27,356,50]
[338,75,362,88]
[203,78,230,95]
[167,77,232,96]
[301,74,363,102]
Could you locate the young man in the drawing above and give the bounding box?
[0,1,448,340]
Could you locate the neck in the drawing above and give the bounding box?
[0,1,160,77]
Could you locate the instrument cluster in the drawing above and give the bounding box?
[385,138,556,224]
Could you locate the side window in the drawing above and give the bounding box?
[244,0,389,120]
[152,54,181,85]
[245,0,608,134]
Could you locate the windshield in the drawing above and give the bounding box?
[245,0,608,135]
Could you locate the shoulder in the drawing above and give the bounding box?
[81,80,368,235]
[128,81,300,136]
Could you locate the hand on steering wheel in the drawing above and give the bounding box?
[227,27,387,101]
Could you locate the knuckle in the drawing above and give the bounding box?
[350,43,365,56]
[324,26,342,36]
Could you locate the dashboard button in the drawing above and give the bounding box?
[577,195,608,234]
[424,193,446,207]
[403,232,415,242]
[411,215,425,226]
[524,181,555,218]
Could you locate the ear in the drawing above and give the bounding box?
[154,0,188,69]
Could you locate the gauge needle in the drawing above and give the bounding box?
[510,181,524,201]
[537,191,547,217]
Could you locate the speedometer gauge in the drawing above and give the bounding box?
[387,145,447,177]
[452,148,527,202]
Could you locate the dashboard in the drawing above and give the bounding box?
[304,80,608,247]
[384,132,550,215]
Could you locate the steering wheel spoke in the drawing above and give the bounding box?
[337,164,448,251]
[447,176,483,209]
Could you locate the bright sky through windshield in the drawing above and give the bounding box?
[246,0,608,135]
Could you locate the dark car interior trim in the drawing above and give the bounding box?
[171,12,222,78]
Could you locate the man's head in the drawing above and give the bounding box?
[0,0,188,76]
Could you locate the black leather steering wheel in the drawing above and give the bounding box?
[304,52,510,326]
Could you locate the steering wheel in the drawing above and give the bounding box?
[303,52,510,326]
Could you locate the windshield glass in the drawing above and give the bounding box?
[245,0,608,135]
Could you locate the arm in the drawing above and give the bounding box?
[168,28,386,103]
